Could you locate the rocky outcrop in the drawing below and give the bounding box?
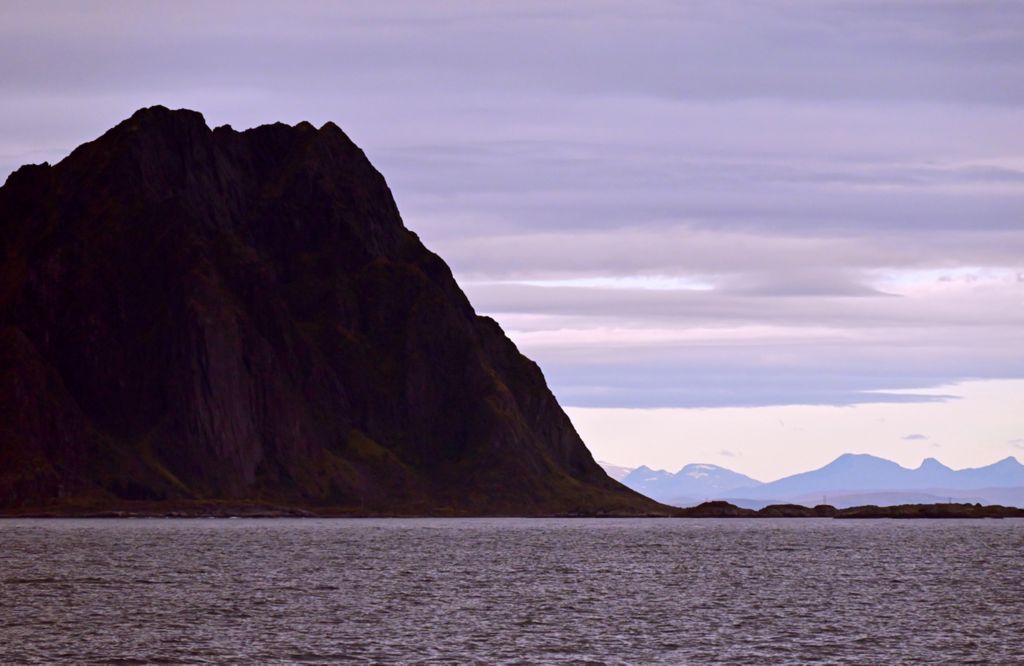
[834,503,1024,519]
[670,501,1020,518]
[675,501,835,518]
[756,503,837,518]
[675,501,757,517]
[0,106,665,516]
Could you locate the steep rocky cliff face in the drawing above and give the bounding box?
[0,106,663,515]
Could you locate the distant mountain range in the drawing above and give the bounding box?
[620,464,762,503]
[602,454,1024,509]
[596,461,634,482]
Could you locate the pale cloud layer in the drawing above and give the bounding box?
[2,1,1022,471]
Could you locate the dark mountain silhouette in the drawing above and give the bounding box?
[0,106,665,516]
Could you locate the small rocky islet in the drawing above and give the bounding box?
[675,500,1024,519]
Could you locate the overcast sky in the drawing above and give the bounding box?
[2,1,1022,478]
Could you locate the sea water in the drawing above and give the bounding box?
[2,518,1022,664]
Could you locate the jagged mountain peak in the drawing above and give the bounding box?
[829,452,895,465]
[917,457,951,471]
[991,456,1021,467]
[621,461,762,504]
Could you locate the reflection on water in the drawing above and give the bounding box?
[1,518,1022,664]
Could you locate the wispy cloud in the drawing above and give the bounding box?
[2,1,1021,409]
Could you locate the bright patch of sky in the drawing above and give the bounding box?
[571,380,1024,481]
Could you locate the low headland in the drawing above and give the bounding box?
[675,500,1024,519]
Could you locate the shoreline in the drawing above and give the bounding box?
[2,500,1023,520]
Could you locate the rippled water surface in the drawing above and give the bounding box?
[1,518,1022,664]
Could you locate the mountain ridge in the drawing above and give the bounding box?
[605,454,1024,508]
[621,463,763,505]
